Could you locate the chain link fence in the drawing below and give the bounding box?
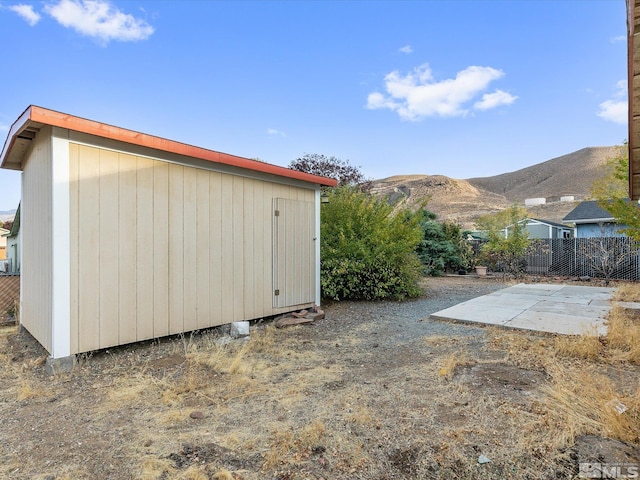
[521,238,640,281]
[469,238,640,281]
[0,274,19,321]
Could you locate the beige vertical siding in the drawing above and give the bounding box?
[22,126,54,352]
[153,161,170,338]
[69,143,316,354]
[98,148,119,349]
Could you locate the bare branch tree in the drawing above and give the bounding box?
[289,154,372,191]
[579,225,639,285]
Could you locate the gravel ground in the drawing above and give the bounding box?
[317,275,509,343]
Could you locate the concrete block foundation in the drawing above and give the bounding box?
[45,355,76,375]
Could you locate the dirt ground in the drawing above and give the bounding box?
[1,275,639,480]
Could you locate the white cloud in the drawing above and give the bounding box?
[0,123,9,132]
[474,89,518,110]
[44,0,154,44]
[610,35,626,43]
[8,4,41,26]
[398,45,413,54]
[596,79,628,124]
[267,128,286,137]
[597,100,627,124]
[366,63,515,120]
[615,79,627,95]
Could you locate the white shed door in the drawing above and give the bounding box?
[273,198,315,308]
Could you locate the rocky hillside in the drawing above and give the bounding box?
[371,175,510,228]
[371,146,622,229]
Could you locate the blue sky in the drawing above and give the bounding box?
[0,0,628,211]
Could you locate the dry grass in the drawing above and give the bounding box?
[614,283,640,302]
[438,352,469,381]
[607,306,640,364]
[176,466,210,480]
[262,421,327,471]
[553,330,604,361]
[543,362,640,444]
[16,379,39,401]
[212,470,235,480]
[347,404,377,427]
[487,328,551,369]
[540,293,640,448]
[139,458,176,480]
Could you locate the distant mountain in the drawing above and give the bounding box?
[371,146,621,229]
[467,147,623,203]
[0,209,16,225]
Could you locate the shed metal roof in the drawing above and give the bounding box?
[0,105,338,187]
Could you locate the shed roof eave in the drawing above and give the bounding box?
[0,105,35,171]
[0,105,338,187]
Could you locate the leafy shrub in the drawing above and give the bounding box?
[321,187,423,301]
[475,205,531,277]
[415,210,473,276]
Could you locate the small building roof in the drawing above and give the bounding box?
[527,218,572,229]
[0,105,338,187]
[562,200,617,224]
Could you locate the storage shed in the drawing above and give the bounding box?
[0,106,337,370]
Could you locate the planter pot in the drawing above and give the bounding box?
[475,266,487,276]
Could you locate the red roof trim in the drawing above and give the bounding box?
[2,105,338,187]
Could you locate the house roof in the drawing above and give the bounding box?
[7,203,19,237]
[562,200,617,224]
[528,218,572,229]
[0,105,338,187]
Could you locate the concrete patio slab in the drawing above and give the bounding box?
[496,284,564,296]
[528,300,609,317]
[507,310,608,336]
[455,293,541,309]
[430,283,619,336]
[431,304,528,326]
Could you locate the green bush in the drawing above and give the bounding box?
[415,210,473,276]
[321,187,423,301]
[475,205,531,277]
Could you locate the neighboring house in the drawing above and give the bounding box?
[0,227,8,260]
[0,105,337,367]
[504,218,573,239]
[562,200,627,238]
[4,204,20,273]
